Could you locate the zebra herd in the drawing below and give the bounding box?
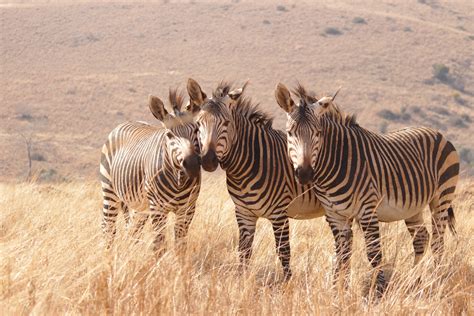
[100,78,460,296]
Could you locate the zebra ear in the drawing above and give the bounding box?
[149,95,168,121]
[317,96,332,108]
[187,78,207,110]
[228,80,249,101]
[275,83,295,113]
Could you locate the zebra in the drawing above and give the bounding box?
[100,88,201,251]
[275,83,459,295]
[186,78,325,280]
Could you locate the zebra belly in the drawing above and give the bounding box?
[376,199,425,222]
[287,196,325,219]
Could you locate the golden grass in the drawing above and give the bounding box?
[1,175,473,315]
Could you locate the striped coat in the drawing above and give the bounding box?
[100,90,201,250]
[186,79,324,280]
[276,83,459,295]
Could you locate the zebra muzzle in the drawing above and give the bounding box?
[295,166,314,185]
[201,149,219,172]
[183,154,201,179]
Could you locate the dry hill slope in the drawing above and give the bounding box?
[1,0,473,181]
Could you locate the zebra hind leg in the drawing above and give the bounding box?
[101,187,121,249]
[270,213,292,281]
[235,208,258,273]
[429,196,452,264]
[405,212,429,265]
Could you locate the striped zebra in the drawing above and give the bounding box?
[100,89,201,251]
[275,83,459,295]
[186,78,325,280]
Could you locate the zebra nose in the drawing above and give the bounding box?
[201,149,218,172]
[295,166,313,185]
[183,154,201,179]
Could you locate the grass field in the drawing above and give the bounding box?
[1,175,472,314]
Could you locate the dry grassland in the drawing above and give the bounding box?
[1,175,472,314]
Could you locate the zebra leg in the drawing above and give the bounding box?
[359,209,386,296]
[429,197,449,264]
[270,213,292,281]
[174,205,195,247]
[121,202,131,229]
[405,212,429,265]
[235,208,258,270]
[101,187,121,249]
[130,212,148,240]
[150,211,167,255]
[326,216,353,289]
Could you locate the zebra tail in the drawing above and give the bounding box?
[447,206,457,236]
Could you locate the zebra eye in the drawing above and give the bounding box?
[222,120,230,127]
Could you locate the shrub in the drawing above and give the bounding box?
[432,63,450,82]
[352,17,366,24]
[459,148,473,164]
[31,153,46,162]
[377,109,400,121]
[276,5,287,12]
[324,27,342,35]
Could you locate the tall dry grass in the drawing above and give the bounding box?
[0,174,473,315]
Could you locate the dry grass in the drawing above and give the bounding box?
[0,175,473,315]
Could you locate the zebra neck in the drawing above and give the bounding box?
[313,119,349,189]
[220,116,265,176]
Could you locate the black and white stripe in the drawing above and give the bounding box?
[187,79,325,280]
[100,89,201,251]
[276,83,459,295]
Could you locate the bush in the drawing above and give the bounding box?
[31,153,46,162]
[352,17,366,24]
[432,64,450,82]
[324,27,342,35]
[377,109,400,121]
[276,5,287,12]
[459,148,473,164]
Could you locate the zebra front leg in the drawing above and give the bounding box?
[405,213,429,265]
[130,212,148,242]
[174,205,195,250]
[270,213,292,281]
[327,216,353,290]
[150,211,167,255]
[359,209,386,297]
[235,208,258,271]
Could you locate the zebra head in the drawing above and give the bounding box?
[275,83,321,185]
[186,78,247,172]
[148,90,201,180]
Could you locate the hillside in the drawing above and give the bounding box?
[1,0,473,182]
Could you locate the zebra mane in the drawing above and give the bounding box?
[212,81,233,99]
[320,108,358,127]
[168,88,186,114]
[232,97,274,128]
[292,82,317,107]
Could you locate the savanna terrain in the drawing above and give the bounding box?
[1,0,473,314]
